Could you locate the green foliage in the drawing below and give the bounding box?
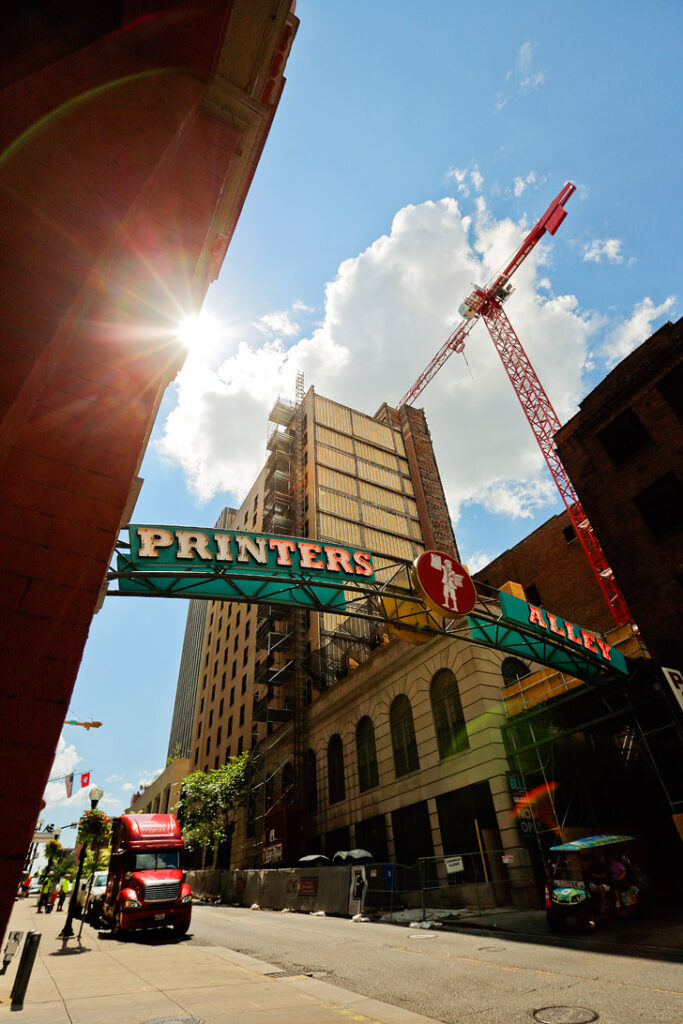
[166,742,183,767]
[45,839,62,860]
[77,808,112,846]
[82,847,111,877]
[177,752,251,850]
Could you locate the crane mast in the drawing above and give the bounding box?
[398,182,634,629]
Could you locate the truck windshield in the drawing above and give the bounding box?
[130,851,180,871]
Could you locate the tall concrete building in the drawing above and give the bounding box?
[167,508,236,761]
[181,387,459,860]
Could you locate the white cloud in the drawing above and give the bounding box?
[471,166,484,191]
[582,238,624,264]
[464,550,496,574]
[603,295,676,367]
[496,42,546,112]
[158,195,598,526]
[253,309,300,338]
[447,167,467,183]
[513,171,539,197]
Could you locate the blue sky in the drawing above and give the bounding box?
[42,0,681,845]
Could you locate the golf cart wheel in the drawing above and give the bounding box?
[546,907,567,933]
[577,903,597,933]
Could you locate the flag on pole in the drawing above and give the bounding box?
[80,772,90,788]
[65,773,74,798]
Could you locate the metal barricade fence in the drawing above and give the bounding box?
[364,845,534,917]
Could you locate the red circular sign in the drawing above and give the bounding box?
[411,551,476,619]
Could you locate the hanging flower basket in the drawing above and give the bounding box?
[77,808,112,847]
[45,839,62,860]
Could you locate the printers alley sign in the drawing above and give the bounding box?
[115,524,376,611]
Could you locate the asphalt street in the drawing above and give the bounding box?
[187,904,683,1024]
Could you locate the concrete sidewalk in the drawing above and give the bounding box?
[1,900,439,1024]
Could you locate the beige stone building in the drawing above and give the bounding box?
[128,757,191,818]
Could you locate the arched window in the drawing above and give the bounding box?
[281,761,295,806]
[304,749,317,813]
[356,716,379,792]
[430,668,469,759]
[327,734,345,804]
[501,657,529,686]
[390,695,419,777]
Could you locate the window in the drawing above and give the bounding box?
[242,647,248,666]
[633,473,683,538]
[208,709,213,728]
[197,721,202,737]
[304,750,317,812]
[230,687,235,707]
[658,363,683,419]
[221,672,226,690]
[525,583,542,606]
[194,747,199,766]
[430,669,469,759]
[562,524,576,543]
[390,695,419,777]
[216,726,222,747]
[239,706,245,727]
[225,746,231,760]
[231,662,237,679]
[200,697,204,713]
[327,734,345,804]
[598,408,651,468]
[501,657,530,686]
[237,736,243,755]
[356,716,379,791]
[205,736,211,755]
[228,716,233,736]
[214,755,219,769]
[245,621,250,638]
[219,698,224,716]
[241,675,247,695]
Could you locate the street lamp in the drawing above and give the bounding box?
[59,787,105,939]
[89,786,104,810]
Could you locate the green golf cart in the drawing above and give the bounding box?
[546,834,640,933]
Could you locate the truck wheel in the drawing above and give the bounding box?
[173,921,190,938]
[113,909,126,940]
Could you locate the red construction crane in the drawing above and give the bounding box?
[398,182,634,629]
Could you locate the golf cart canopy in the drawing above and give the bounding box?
[549,834,635,852]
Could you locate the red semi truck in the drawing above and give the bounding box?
[101,814,192,936]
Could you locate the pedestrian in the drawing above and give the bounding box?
[36,874,52,913]
[57,876,70,911]
[20,875,31,899]
[46,884,58,914]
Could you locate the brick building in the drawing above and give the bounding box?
[474,509,616,635]
[0,0,298,941]
[555,317,683,669]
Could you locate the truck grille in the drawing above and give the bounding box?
[143,881,180,903]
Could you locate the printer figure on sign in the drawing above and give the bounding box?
[431,553,464,612]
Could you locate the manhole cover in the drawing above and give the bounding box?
[533,1008,598,1024]
[140,1018,205,1024]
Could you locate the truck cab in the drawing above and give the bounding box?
[102,814,192,937]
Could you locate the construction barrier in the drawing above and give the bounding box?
[186,866,354,916]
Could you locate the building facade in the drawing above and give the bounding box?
[0,0,298,941]
[555,317,683,670]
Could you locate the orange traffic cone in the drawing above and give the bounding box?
[544,883,551,908]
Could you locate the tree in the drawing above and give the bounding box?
[177,753,250,854]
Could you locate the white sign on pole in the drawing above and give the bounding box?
[662,666,683,714]
[32,828,61,843]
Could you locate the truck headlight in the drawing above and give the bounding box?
[122,899,140,908]
[181,894,192,904]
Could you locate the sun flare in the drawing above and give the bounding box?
[176,313,221,356]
